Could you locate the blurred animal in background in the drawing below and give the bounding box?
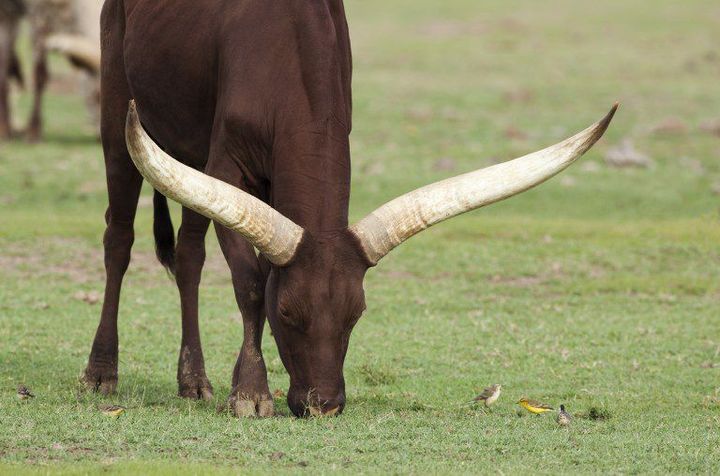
[0,0,25,139]
[0,0,101,141]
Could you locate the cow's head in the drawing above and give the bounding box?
[261,229,369,417]
[126,101,617,417]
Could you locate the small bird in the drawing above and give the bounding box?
[98,404,126,418]
[517,397,554,414]
[556,404,572,426]
[17,385,35,401]
[473,384,502,407]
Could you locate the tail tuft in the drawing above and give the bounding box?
[153,190,176,276]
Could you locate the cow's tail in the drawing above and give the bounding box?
[153,190,176,276]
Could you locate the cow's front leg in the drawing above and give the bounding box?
[174,207,213,400]
[215,224,274,417]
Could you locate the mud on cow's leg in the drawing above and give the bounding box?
[174,207,214,400]
[215,223,274,417]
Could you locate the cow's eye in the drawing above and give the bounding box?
[278,303,306,330]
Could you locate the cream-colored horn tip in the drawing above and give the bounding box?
[593,102,620,138]
[606,102,620,118]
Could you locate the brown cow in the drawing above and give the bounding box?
[84,0,617,417]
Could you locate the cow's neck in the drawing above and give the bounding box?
[267,0,353,235]
[270,119,351,234]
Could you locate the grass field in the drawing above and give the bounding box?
[1,0,720,473]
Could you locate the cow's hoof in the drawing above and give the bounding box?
[81,364,118,395]
[177,346,213,400]
[227,391,275,418]
[178,376,214,401]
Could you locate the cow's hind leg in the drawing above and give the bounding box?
[0,16,13,139]
[215,224,274,417]
[82,0,138,394]
[174,207,214,400]
[26,22,47,142]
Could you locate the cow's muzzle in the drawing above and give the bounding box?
[288,388,346,418]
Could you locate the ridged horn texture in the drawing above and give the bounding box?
[45,34,101,74]
[350,104,618,265]
[125,100,305,266]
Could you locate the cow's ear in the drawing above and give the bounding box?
[350,104,618,265]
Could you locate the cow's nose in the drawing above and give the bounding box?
[288,390,345,418]
[308,395,345,417]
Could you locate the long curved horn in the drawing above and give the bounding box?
[46,34,101,75]
[350,104,618,265]
[125,100,305,266]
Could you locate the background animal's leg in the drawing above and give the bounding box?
[83,0,138,394]
[215,224,274,417]
[0,19,13,139]
[26,21,48,142]
[175,207,213,400]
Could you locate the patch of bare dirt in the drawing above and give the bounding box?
[502,88,535,104]
[489,274,543,287]
[580,161,601,173]
[73,290,101,305]
[419,20,486,39]
[711,182,720,196]
[650,117,688,135]
[699,119,720,137]
[604,139,654,168]
[560,176,577,188]
[0,237,234,286]
[405,106,464,124]
[678,157,705,175]
[503,126,528,141]
[432,157,457,172]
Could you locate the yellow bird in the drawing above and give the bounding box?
[98,404,126,418]
[517,398,554,414]
[473,384,502,407]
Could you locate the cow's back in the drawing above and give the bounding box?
[122,0,221,167]
[120,0,352,176]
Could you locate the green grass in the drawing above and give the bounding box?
[2,0,720,473]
